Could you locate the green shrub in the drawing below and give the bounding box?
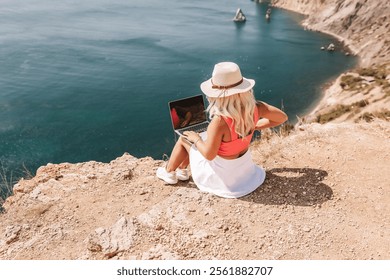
[359,109,390,122]
[360,112,375,122]
[340,75,363,90]
[0,165,14,208]
[352,99,368,108]
[317,104,351,123]
[279,122,295,136]
[357,67,376,77]
[357,67,387,79]
[357,67,388,80]
[0,162,33,207]
[316,100,368,124]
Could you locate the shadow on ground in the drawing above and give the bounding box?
[241,167,333,206]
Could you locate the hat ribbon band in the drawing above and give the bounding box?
[211,78,243,89]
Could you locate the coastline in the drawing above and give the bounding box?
[302,24,360,58]
[271,0,390,123]
[271,0,390,122]
[271,5,361,118]
[305,74,342,120]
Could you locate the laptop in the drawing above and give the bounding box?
[168,94,210,137]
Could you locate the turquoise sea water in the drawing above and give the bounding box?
[0,0,356,196]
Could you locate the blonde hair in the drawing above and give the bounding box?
[207,90,256,138]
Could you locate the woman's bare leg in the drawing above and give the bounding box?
[166,137,191,172]
[178,156,189,169]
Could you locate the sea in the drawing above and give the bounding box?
[0,0,356,198]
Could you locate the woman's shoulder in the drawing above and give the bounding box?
[210,115,229,129]
[211,114,226,124]
[256,100,271,115]
[206,115,229,139]
[256,100,268,108]
[255,100,264,114]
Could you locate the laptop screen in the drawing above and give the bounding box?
[169,95,208,129]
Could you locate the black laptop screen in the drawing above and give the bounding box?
[169,95,207,129]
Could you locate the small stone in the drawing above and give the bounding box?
[155,225,164,231]
[139,190,148,195]
[5,225,22,244]
[303,226,311,232]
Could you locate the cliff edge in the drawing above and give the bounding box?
[0,120,389,259]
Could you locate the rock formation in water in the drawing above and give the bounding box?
[233,8,246,22]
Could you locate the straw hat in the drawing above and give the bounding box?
[200,62,255,98]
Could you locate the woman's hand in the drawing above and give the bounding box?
[183,131,201,143]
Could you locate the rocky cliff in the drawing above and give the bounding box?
[270,0,390,123]
[272,0,390,67]
[1,121,389,259]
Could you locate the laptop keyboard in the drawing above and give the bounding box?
[179,122,209,134]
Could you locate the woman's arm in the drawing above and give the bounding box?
[183,116,224,161]
[255,101,288,130]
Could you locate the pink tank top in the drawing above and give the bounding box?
[217,109,259,157]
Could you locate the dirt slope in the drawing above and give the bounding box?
[1,120,389,260]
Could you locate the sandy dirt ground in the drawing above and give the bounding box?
[1,120,389,260]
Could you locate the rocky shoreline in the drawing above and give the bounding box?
[272,0,390,67]
[271,0,390,122]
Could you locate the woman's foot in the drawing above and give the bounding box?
[156,167,178,184]
[176,168,190,181]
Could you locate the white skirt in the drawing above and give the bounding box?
[189,145,266,198]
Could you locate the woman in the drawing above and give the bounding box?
[157,62,288,198]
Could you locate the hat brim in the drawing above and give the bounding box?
[200,77,255,98]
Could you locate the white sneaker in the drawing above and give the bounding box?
[156,167,178,184]
[176,168,190,181]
